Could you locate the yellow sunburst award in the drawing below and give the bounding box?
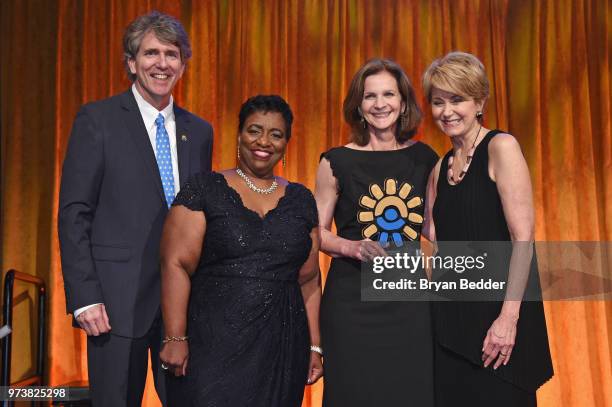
[357,178,423,247]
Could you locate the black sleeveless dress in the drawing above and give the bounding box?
[320,143,438,407]
[432,130,553,406]
[166,171,318,407]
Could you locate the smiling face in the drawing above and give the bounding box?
[238,111,287,177]
[430,87,484,139]
[360,71,406,134]
[128,31,185,110]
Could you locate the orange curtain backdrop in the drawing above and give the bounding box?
[1,0,610,406]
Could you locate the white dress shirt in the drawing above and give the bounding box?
[74,85,181,318]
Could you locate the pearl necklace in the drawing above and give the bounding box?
[235,168,278,194]
[447,125,482,185]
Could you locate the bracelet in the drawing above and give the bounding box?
[163,335,188,343]
[310,345,323,356]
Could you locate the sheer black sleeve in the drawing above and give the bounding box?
[172,172,211,212]
[293,184,319,231]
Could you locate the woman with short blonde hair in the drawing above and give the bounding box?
[423,51,553,406]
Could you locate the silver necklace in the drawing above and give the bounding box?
[235,168,278,194]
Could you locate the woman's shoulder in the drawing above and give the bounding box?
[319,145,350,162]
[407,141,440,169]
[179,171,233,200]
[285,181,318,226]
[286,180,314,199]
[173,171,224,211]
[411,140,438,154]
[487,132,525,170]
[318,146,354,183]
[184,170,225,188]
[486,131,522,158]
[284,181,316,210]
[413,140,439,155]
[487,131,518,150]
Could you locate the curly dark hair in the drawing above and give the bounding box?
[238,95,294,140]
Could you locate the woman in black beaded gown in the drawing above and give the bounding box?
[315,59,438,406]
[422,52,553,406]
[159,95,323,407]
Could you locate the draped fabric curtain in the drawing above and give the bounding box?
[1,0,609,406]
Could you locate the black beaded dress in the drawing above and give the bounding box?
[319,143,438,407]
[166,171,318,407]
[432,130,553,406]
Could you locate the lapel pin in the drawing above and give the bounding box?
[181,134,188,142]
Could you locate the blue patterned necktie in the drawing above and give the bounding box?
[155,113,175,208]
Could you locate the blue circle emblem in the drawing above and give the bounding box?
[384,207,399,221]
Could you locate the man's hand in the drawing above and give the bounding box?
[76,304,111,336]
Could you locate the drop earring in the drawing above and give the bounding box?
[400,107,408,130]
[357,108,367,129]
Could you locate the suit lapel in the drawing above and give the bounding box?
[119,90,166,203]
[174,105,191,188]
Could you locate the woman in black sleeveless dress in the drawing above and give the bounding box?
[315,59,438,406]
[159,95,323,406]
[422,52,553,406]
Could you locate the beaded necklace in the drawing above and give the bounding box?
[447,125,482,185]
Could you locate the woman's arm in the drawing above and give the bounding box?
[422,158,441,242]
[314,158,385,261]
[422,159,441,279]
[482,133,534,369]
[159,205,205,376]
[299,227,324,385]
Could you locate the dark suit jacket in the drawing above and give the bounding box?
[59,89,213,338]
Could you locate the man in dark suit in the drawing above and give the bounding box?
[58,11,212,406]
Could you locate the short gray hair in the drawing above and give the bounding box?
[123,11,192,81]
